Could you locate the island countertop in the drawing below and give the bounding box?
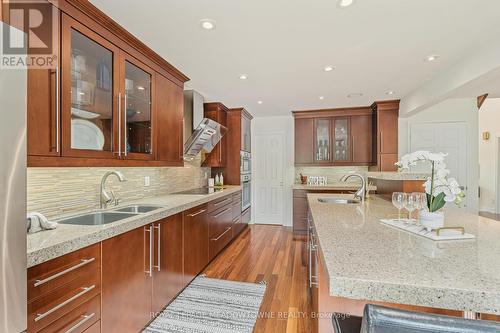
[307,193,500,315]
[27,186,241,268]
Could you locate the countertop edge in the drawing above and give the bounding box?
[27,187,241,268]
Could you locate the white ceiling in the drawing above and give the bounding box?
[90,0,500,117]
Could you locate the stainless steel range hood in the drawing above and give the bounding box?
[183,90,227,161]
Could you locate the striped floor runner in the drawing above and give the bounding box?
[144,276,267,333]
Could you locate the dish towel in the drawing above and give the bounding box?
[27,212,58,234]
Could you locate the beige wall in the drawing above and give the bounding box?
[478,98,500,213]
[28,163,209,219]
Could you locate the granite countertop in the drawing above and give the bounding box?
[307,193,500,315]
[292,183,377,191]
[366,171,430,181]
[27,186,241,268]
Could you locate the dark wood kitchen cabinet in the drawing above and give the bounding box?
[294,118,314,165]
[225,108,254,185]
[351,114,372,163]
[27,0,189,167]
[183,204,210,284]
[370,100,399,171]
[102,226,151,333]
[241,111,252,152]
[203,102,228,167]
[152,213,184,314]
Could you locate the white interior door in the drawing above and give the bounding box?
[254,133,285,225]
[409,122,468,209]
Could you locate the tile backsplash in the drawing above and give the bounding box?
[28,164,209,219]
[294,166,369,184]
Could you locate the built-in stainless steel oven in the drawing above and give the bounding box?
[241,173,251,212]
[240,151,251,174]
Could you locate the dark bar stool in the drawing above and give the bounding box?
[333,305,500,333]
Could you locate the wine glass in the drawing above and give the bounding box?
[392,192,407,223]
[405,193,419,224]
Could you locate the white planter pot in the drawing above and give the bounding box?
[419,211,445,231]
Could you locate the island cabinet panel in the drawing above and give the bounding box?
[183,204,210,284]
[295,118,315,165]
[155,73,184,166]
[102,226,152,333]
[152,213,185,314]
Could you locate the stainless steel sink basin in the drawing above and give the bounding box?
[58,212,138,226]
[113,205,164,214]
[317,198,360,204]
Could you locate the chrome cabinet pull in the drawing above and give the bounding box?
[35,285,95,322]
[153,224,161,272]
[214,198,230,207]
[55,66,60,153]
[145,226,153,277]
[211,227,231,241]
[34,258,95,287]
[187,209,206,217]
[213,208,231,219]
[124,93,128,156]
[65,312,96,333]
[118,93,122,157]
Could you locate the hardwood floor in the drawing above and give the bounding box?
[203,225,313,333]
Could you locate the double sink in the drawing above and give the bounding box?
[57,205,164,226]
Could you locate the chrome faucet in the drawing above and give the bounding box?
[100,171,127,209]
[340,173,366,202]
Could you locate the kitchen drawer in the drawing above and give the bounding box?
[232,191,242,202]
[232,215,246,237]
[207,195,232,213]
[242,208,251,224]
[209,225,233,260]
[232,201,242,220]
[84,320,101,333]
[28,243,101,302]
[37,295,100,333]
[28,269,101,332]
[208,204,233,239]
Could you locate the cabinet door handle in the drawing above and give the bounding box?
[35,285,95,322]
[64,312,96,333]
[187,209,206,217]
[118,93,122,157]
[213,208,231,219]
[55,66,60,153]
[153,223,161,272]
[211,227,231,241]
[145,226,153,277]
[380,131,383,152]
[124,93,128,156]
[34,258,95,287]
[214,198,230,207]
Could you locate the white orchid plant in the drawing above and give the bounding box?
[395,151,465,213]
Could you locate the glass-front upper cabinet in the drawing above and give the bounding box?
[314,118,331,163]
[121,56,154,160]
[61,15,119,158]
[333,117,350,162]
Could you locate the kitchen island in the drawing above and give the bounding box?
[307,193,500,332]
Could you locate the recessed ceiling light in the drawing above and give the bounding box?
[425,55,440,62]
[319,96,325,100]
[137,86,145,91]
[257,101,263,104]
[347,93,363,98]
[338,0,355,8]
[324,65,334,72]
[386,91,395,95]
[200,19,216,30]
[239,74,248,80]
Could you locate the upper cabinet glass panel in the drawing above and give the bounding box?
[314,119,331,163]
[70,29,113,151]
[334,118,350,161]
[124,61,152,155]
